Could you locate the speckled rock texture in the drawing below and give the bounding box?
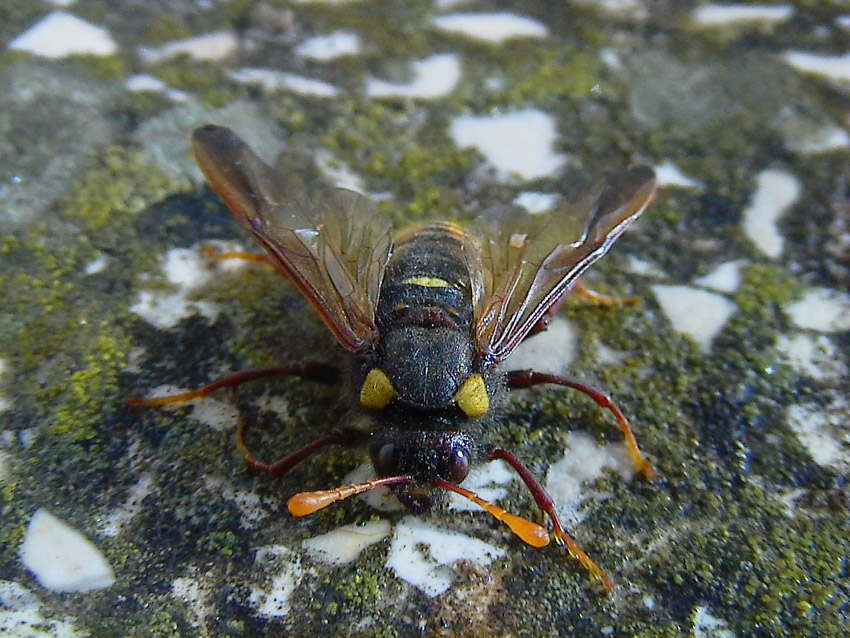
[0,2,848,637]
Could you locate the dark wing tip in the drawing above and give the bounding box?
[602,165,656,202]
[191,124,268,228]
[193,123,224,138]
[626,164,656,184]
[592,165,656,227]
[191,124,245,161]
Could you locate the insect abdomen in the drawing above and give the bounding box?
[377,224,474,333]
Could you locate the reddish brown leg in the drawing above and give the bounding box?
[571,280,641,308]
[506,370,655,481]
[204,245,272,265]
[237,422,362,478]
[130,362,347,477]
[486,445,613,592]
[128,363,340,407]
[527,280,641,337]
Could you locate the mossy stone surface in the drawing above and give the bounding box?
[1,2,848,637]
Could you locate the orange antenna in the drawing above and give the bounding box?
[288,475,411,517]
[434,478,550,549]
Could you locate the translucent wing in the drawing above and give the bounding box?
[192,125,392,355]
[469,167,656,364]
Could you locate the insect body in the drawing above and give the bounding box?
[134,124,657,591]
[364,223,486,508]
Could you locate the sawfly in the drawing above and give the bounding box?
[131,124,657,591]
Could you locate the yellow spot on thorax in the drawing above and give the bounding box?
[360,368,397,410]
[455,374,489,418]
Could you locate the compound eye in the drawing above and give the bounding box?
[445,447,470,484]
[376,443,401,475]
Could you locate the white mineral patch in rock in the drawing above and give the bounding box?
[101,473,155,537]
[130,283,217,329]
[450,109,566,181]
[693,606,737,638]
[693,260,747,293]
[386,517,505,597]
[0,580,87,638]
[204,476,269,526]
[546,432,637,527]
[783,123,850,155]
[135,385,239,431]
[433,12,548,43]
[252,571,298,617]
[436,0,473,9]
[229,68,340,97]
[163,247,212,289]
[692,4,793,27]
[126,74,166,92]
[171,577,212,630]
[302,520,391,565]
[626,256,667,278]
[776,333,846,380]
[9,11,118,59]
[314,150,367,192]
[249,546,302,618]
[572,0,648,18]
[295,30,361,60]
[366,53,461,99]
[140,31,238,64]
[783,51,850,83]
[125,74,190,102]
[447,459,515,512]
[596,343,629,366]
[654,161,704,190]
[777,487,807,517]
[652,285,737,350]
[506,317,578,376]
[599,47,623,69]
[83,254,108,275]
[786,403,847,469]
[783,288,850,332]
[742,169,800,259]
[18,429,38,449]
[513,191,561,214]
[130,246,221,329]
[19,509,115,592]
